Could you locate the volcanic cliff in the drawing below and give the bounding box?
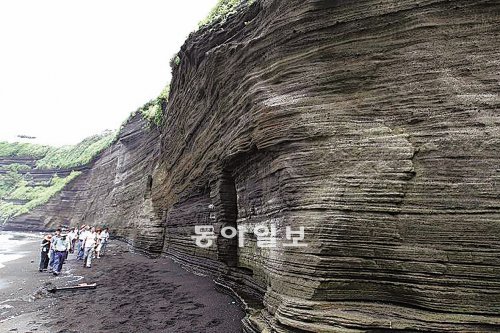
[4,0,500,331]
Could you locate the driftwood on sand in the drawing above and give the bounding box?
[47,283,97,293]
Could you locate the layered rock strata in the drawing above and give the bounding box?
[5,0,500,331]
[5,115,164,252]
[153,0,500,331]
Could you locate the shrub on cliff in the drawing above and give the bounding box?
[137,84,170,127]
[35,131,115,169]
[0,163,31,172]
[169,54,181,70]
[0,141,51,158]
[0,171,24,199]
[0,171,81,223]
[199,0,243,27]
[0,131,115,170]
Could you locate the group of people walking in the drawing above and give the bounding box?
[39,225,110,276]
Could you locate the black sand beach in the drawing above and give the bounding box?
[0,233,54,327]
[0,232,244,332]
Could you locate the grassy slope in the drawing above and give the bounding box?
[0,141,51,158]
[0,131,115,169]
[0,171,81,222]
[0,131,115,223]
[36,131,115,169]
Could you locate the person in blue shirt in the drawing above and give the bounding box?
[51,228,68,276]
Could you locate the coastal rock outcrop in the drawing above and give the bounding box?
[5,115,164,252]
[4,0,500,331]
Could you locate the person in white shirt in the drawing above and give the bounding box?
[96,228,109,258]
[82,227,97,268]
[67,228,77,253]
[77,225,89,260]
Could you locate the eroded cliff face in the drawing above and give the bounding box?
[5,114,164,251]
[152,0,500,331]
[5,0,500,331]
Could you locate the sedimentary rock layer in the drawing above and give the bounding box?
[152,0,500,331]
[5,115,164,251]
[5,0,500,331]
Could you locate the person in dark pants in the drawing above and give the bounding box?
[51,229,68,276]
[77,225,89,260]
[39,234,52,272]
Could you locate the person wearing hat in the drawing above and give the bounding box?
[39,234,52,272]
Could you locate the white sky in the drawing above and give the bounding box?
[0,0,218,146]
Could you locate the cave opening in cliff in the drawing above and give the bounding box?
[146,175,153,192]
[144,175,153,198]
[217,171,239,267]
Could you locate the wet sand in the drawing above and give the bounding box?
[0,232,51,302]
[0,232,54,332]
[0,233,244,332]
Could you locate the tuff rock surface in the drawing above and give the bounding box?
[5,114,163,251]
[4,0,500,331]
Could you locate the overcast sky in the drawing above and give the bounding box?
[0,0,219,146]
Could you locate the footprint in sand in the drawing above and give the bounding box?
[164,319,175,327]
[206,318,222,328]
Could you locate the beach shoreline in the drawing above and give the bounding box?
[0,232,49,298]
[0,231,245,333]
[0,231,54,332]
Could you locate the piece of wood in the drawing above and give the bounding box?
[47,283,97,293]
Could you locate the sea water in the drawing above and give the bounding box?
[0,232,40,290]
[0,232,39,269]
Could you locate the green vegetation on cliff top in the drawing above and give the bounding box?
[137,84,170,127]
[0,131,115,169]
[36,131,115,169]
[199,0,246,27]
[0,163,31,172]
[0,132,114,223]
[0,141,51,159]
[169,0,253,79]
[0,171,81,223]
